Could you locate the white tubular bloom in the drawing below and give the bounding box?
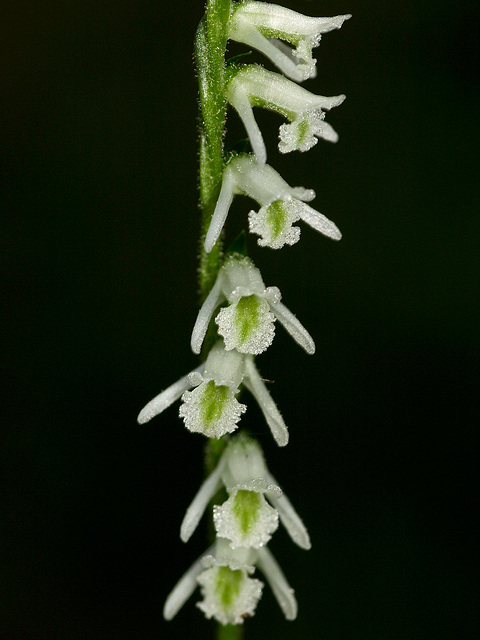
[197,540,263,625]
[181,437,310,548]
[226,64,345,163]
[205,154,341,252]
[229,1,351,82]
[137,342,246,439]
[191,253,315,356]
[163,538,299,623]
[138,341,288,445]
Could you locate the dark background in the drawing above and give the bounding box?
[1,0,479,638]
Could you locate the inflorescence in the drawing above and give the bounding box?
[138,0,349,627]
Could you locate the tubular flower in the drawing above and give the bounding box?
[191,253,315,356]
[180,436,311,550]
[164,538,299,623]
[226,64,345,163]
[137,342,290,446]
[229,1,351,82]
[205,154,341,252]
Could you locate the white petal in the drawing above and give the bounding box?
[202,341,246,389]
[315,118,339,143]
[226,79,267,164]
[269,38,316,81]
[269,300,315,355]
[236,66,344,116]
[233,3,350,39]
[231,155,294,206]
[256,546,297,621]
[180,458,225,543]
[205,167,235,254]
[222,436,269,489]
[191,275,224,355]
[265,472,311,550]
[291,200,342,240]
[179,381,246,439]
[163,549,213,620]
[248,200,301,250]
[243,357,289,447]
[212,537,258,572]
[221,254,266,300]
[214,489,279,549]
[230,20,305,82]
[137,367,202,424]
[197,564,264,625]
[290,186,316,202]
[216,295,276,355]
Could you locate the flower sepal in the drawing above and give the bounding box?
[229,2,351,82]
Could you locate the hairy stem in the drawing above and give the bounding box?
[196,0,231,299]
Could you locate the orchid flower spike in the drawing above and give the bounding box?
[191,253,315,356]
[205,154,341,252]
[164,537,298,623]
[181,436,311,550]
[226,64,345,163]
[137,342,290,446]
[229,1,351,82]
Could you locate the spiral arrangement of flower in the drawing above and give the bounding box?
[137,1,349,630]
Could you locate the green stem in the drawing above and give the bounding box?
[196,0,231,299]
[217,623,245,640]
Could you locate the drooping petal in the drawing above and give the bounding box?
[205,166,236,254]
[191,275,224,355]
[243,357,288,447]
[229,20,306,82]
[256,546,297,621]
[137,366,202,424]
[163,548,214,621]
[265,472,311,550]
[226,78,267,164]
[267,298,315,355]
[180,458,226,543]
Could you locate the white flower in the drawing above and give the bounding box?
[137,341,245,439]
[137,341,290,446]
[205,154,341,252]
[164,538,298,623]
[180,436,311,550]
[197,541,263,625]
[226,64,345,163]
[229,1,351,82]
[191,253,315,356]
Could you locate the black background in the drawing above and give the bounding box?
[1,1,479,638]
